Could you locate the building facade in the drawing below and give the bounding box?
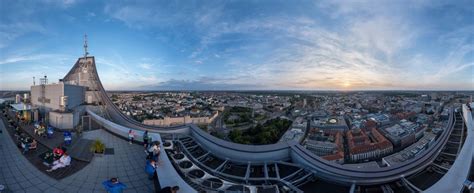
[31,81,85,112]
[143,112,219,126]
[347,128,393,162]
[30,81,85,129]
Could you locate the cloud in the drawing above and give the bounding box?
[0,22,47,48]
[139,63,153,70]
[0,54,46,65]
[0,53,73,90]
[139,77,264,91]
[2,0,473,90]
[38,0,78,8]
[349,17,417,60]
[0,0,81,49]
[198,16,405,89]
[103,1,219,29]
[0,53,71,65]
[95,57,171,90]
[429,44,474,82]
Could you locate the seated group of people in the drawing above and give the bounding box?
[16,133,37,153]
[9,120,36,155]
[10,120,70,172]
[46,146,71,172]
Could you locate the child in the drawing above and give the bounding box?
[128,129,135,144]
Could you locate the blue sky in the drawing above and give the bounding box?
[0,0,473,90]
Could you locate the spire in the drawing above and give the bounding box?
[84,34,88,58]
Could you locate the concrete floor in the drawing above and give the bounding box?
[0,120,154,193]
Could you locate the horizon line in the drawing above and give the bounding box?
[1,89,474,92]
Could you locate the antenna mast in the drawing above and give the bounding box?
[84,34,88,58]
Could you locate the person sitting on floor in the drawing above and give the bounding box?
[102,177,127,193]
[35,125,46,136]
[21,138,31,154]
[22,139,37,154]
[158,186,180,193]
[53,146,64,160]
[14,126,21,137]
[29,139,37,149]
[46,152,71,172]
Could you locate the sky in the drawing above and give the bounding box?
[0,0,473,91]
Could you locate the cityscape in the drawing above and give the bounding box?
[1,1,473,193]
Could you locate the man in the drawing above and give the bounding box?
[158,186,180,193]
[147,137,153,149]
[145,160,156,180]
[143,131,149,148]
[46,152,71,172]
[102,178,127,193]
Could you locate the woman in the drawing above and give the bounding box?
[128,130,135,144]
[53,146,64,160]
[152,141,161,162]
[46,152,71,172]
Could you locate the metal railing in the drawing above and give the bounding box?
[165,134,305,193]
[181,167,281,193]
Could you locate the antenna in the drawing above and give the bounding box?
[40,75,48,85]
[33,76,36,86]
[84,34,88,58]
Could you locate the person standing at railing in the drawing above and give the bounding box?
[153,141,161,162]
[145,137,154,158]
[128,129,135,144]
[143,130,149,148]
[147,137,153,149]
[147,142,161,162]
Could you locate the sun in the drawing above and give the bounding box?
[343,82,351,88]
